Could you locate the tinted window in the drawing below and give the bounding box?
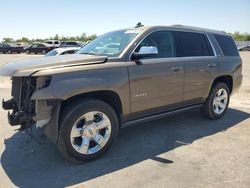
[67,42,77,45]
[173,31,214,57]
[61,50,75,55]
[213,34,239,56]
[135,31,175,58]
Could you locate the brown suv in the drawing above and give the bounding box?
[0,25,242,162]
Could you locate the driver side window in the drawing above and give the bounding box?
[135,31,176,58]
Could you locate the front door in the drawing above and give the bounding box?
[128,30,184,118]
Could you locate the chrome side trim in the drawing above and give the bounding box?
[205,33,217,57]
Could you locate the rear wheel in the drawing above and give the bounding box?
[202,82,230,119]
[58,99,119,162]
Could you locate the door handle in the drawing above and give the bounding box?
[208,63,216,68]
[170,66,183,72]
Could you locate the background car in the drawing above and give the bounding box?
[44,40,61,47]
[238,45,250,51]
[59,41,85,47]
[45,47,80,56]
[0,43,25,54]
[25,43,56,54]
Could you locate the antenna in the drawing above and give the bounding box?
[135,22,144,28]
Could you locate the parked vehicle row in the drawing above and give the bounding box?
[25,43,56,54]
[0,43,25,54]
[0,41,87,54]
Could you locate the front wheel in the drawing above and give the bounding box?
[57,99,119,162]
[202,82,230,119]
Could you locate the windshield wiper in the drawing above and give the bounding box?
[79,52,96,55]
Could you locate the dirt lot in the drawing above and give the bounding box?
[0,53,249,188]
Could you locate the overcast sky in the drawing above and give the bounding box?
[0,0,249,40]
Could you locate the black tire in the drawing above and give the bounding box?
[202,82,230,120]
[58,99,119,162]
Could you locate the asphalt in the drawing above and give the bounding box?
[0,53,249,188]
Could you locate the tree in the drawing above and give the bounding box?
[231,32,250,41]
[53,34,60,40]
[16,37,29,43]
[2,37,14,43]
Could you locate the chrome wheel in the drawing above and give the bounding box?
[213,88,228,115]
[70,111,111,155]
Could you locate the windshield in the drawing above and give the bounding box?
[78,29,141,57]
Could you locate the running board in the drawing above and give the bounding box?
[122,104,203,128]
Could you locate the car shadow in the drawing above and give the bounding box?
[1,108,249,187]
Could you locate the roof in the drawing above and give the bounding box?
[133,25,229,35]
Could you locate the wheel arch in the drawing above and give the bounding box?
[211,75,233,94]
[60,90,123,124]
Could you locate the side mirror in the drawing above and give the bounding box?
[132,46,158,61]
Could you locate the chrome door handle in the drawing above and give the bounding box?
[170,66,183,72]
[208,63,216,68]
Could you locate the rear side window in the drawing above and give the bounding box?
[173,31,214,57]
[213,34,239,56]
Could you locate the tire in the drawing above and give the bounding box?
[26,50,30,54]
[42,50,46,54]
[58,99,119,162]
[202,82,230,120]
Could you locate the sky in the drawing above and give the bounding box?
[0,0,249,40]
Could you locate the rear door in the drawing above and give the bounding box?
[128,30,184,118]
[172,31,216,105]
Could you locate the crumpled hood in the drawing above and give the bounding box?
[0,54,107,77]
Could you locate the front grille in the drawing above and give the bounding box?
[11,77,36,110]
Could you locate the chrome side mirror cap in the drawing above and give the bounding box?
[138,46,158,55]
[132,46,158,61]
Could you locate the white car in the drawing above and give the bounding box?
[45,47,81,56]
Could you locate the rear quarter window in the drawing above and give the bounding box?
[213,34,239,56]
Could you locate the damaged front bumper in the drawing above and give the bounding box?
[2,76,61,143]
